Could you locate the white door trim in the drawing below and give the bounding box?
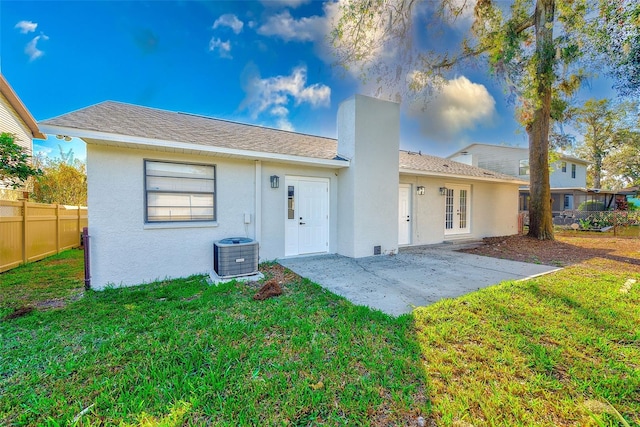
[284,176,330,256]
[444,183,471,236]
[398,184,411,245]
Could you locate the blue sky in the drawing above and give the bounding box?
[1,0,617,161]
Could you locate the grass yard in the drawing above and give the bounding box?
[0,251,427,426]
[1,234,640,426]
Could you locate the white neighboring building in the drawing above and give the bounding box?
[0,74,46,197]
[447,143,598,212]
[41,95,525,290]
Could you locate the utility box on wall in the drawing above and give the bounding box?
[213,238,259,278]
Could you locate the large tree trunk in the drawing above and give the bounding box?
[527,0,555,240]
[593,154,602,189]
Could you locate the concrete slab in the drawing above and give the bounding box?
[279,246,560,316]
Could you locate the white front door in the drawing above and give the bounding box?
[284,177,329,256]
[398,184,411,245]
[444,184,471,235]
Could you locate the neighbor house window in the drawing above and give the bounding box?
[571,164,576,179]
[561,161,567,172]
[519,160,530,176]
[144,160,215,222]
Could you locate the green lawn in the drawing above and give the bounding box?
[1,244,639,426]
[0,251,426,426]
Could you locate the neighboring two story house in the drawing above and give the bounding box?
[0,73,46,199]
[447,143,620,214]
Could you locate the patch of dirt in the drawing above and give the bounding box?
[259,263,300,284]
[2,306,35,321]
[34,298,69,309]
[460,232,640,271]
[253,279,283,301]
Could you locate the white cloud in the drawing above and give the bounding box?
[257,10,325,42]
[410,76,496,140]
[25,34,48,61]
[213,14,244,34]
[260,0,310,9]
[209,38,232,59]
[240,64,331,131]
[254,1,396,78]
[15,20,37,33]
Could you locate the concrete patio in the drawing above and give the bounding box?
[279,245,560,316]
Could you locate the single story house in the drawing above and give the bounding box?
[40,95,524,289]
[0,73,46,198]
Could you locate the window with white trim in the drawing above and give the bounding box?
[144,160,215,222]
[561,161,567,172]
[519,159,530,176]
[571,164,576,179]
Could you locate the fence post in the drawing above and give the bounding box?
[22,200,28,265]
[77,205,81,246]
[56,204,61,254]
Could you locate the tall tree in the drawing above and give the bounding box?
[602,130,640,189]
[569,99,635,189]
[32,157,87,206]
[0,132,41,189]
[331,0,638,240]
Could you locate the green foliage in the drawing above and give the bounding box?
[0,252,428,425]
[569,98,636,189]
[414,248,640,425]
[590,0,640,97]
[602,130,640,189]
[32,156,87,205]
[0,132,41,189]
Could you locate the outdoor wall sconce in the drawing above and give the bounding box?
[416,186,425,195]
[439,187,447,196]
[270,175,280,189]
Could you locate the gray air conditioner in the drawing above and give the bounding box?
[213,238,259,278]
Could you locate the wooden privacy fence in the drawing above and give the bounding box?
[0,200,88,273]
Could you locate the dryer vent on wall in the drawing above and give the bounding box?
[213,238,259,278]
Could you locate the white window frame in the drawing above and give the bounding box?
[519,159,530,176]
[571,164,576,179]
[144,160,216,223]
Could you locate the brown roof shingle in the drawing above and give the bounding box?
[400,150,524,182]
[41,101,338,160]
[41,101,524,183]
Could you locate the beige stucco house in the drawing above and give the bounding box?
[40,95,524,289]
[0,74,46,198]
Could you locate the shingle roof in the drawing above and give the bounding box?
[40,101,339,160]
[448,143,589,164]
[41,101,523,183]
[399,151,523,182]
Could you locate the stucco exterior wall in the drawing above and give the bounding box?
[258,162,339,260]
[87,144,340,289]
[87,144,253,289]
[550,160,587,188]
[400,175,520,244]
[337,95,400,257]
[0,92,32,154]
[450,145,588,188]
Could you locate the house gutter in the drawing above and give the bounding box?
[399,168,528,185]
[38,124,350,169]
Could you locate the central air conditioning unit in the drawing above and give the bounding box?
[213,237,259,278]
